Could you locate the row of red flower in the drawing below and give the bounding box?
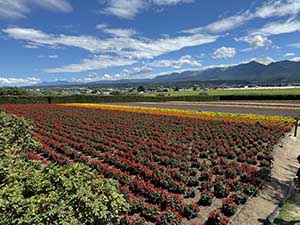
[1,104,290,225]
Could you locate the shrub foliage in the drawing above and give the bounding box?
[0,110,128,225]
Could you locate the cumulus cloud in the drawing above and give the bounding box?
[0,0,72,19]
[149,55,201,68]
[213,47,236,59]
[234,17,300,50]
[236,35,272,48]
[0,77,41,86]
[236,19,299,49]
[102,0,193,19]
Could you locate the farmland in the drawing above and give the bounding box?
[1,104,294,225]
[111,101,300,118]
[145,88,300,97]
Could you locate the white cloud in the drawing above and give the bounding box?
[0,77,41,86]
[151,0,193,5]
[255,0,300,19]
[96,24,136,38]
[72,72,102,83]
[238,56,274,65]
[284,52,295,57]
[288,43,300,48]
[213,47,236,59]
[3,27,218,72]
[96,23,108,30]
[291,57,300,62]
[183,13,251,34]
[102,0,193,19]
[75,66,153,81]
[3,27,217,59]
[102,0,146,19]
[236,19,299,49]
[38,54,58,58]
[122,66,153,76]
[252,19,300,36]
[48,54,58,58]
[33,0,72,12]
[44,55,137,73]
[0,0,72,19]
[253,56,274,65]
[3,27,108,53]
[182,0,300,34]
[23,44,39,49]
[236,35,272,48]
[149,55,201,68]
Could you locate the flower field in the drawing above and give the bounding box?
[1,104,294,225]
[110,102,300,118]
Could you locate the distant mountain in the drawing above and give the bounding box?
[153,60,300,82]
[32,60,300,88]
[32,80,82,87]
[88,78,151,85]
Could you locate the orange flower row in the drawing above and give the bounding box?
[60,103,294,128]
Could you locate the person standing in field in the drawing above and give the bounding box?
[295,155,300,191]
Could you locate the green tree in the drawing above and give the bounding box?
[137,86,145,92]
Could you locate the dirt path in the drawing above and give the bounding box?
[229,132,300,225]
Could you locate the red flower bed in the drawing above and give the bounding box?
[1,104,291,224]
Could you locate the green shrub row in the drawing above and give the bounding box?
[0,95,219,104]
[2,93,300,104]
[220,94,300,100]
[0,110,128,225]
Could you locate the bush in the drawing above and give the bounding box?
[0,111,129,225]
[214,182,230,198]
[0,94,220,104]
[156,210,182,225]
[206,210,229,225]
[231,193,247,205]
[140,203,160,222]
[198,192,214,206]
[120,215,147,225]
[180,203,200,219]
[221,198,237,217]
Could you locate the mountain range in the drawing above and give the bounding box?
[34,60,300,87]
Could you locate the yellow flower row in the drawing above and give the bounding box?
[60,103,294,127]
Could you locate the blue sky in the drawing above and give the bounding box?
[0,0,299,86]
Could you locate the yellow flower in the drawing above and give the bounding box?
[59,103,294,128]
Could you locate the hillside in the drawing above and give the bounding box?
[154,60,300,82]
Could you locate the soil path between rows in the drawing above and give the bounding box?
[230,131,300,225]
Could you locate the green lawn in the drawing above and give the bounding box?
[145,88,300,97]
